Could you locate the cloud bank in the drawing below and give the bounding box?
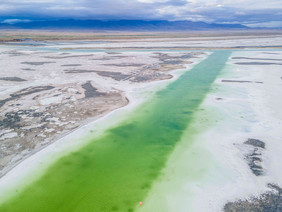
[0,0,282,27]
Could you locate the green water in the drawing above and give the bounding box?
[0,51,231,212]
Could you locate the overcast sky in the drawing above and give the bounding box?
[1,0,282,27]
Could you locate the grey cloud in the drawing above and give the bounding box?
[0,0,282,27]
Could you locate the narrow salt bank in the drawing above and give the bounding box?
[0,51,231,212]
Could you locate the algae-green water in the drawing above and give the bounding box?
[0,51,231,212]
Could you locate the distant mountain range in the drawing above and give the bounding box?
[0,19,248,31]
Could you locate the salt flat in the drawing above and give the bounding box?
[0,32,282,211]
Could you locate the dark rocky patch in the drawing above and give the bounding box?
[61,64,82,67]
[94,71,130,81]
[44,54,93,59]
[22,68,36,71]
[8,52,27,57]
[235,62,282,66]
[0,86,54,108]
[11,86,54,98]
[106,52,122,54]
[0,111,22,129]
[245,138,265,149]
[0,50,27,57]
[232,57,282,61]
[131,73,172,82]
[131,75,152,82]
[153,52,194,62]
[0,109,45,129]
[90,56,128,61]
[64,69,96,73]
[21,61,55,66]
[224,184,282,212]
[0,98,12,108]
[81,81,104,98]
[102,63,145,67]
[0,77,27,82]
[178,54,195,59]
[222,80,263,84]
[244,138,265,176]
[162,60,183,65]
[32,112,44,117]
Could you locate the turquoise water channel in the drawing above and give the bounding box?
[0,51,231,212]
